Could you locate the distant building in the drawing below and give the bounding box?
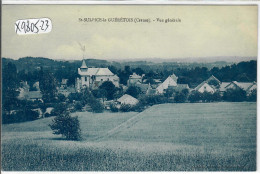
[76,59,119,91]
[117,94,139,106]
[127,73,143,86]
[194,81,216,93]
[156,74,178,94]
[194,75,220,93]
[224,81,257,95]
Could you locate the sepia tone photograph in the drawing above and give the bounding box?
[1,4,257,171]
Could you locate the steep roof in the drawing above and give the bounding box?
[219,82,230,92]
[78,67,114,76]
[232,81,255,91]
[206,75,221,84]
[194,81,215,91]
[156,76,178,93]
[80,59,88,69]
[96,68,114,76]
[117,94,139,105]
[170,73,178,82]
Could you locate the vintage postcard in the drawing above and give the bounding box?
[1,3,258,171]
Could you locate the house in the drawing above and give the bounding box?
[76,59,119,91]
[156,75,178,94]
[117,94,139,106]
[219,82,230,94]
[194,75,221,94]
[225,81,257,95]
[127,73,143,86]
[194,81,216,93]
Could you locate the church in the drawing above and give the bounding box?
[76,59,119,91]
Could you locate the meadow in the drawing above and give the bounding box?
[1,102,256,171]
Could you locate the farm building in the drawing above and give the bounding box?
[224,81,257,95]
[156,75,178,94]
[127,73,143,86]
[194,81,216,93]
[117,94,139,106]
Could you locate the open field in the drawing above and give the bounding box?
[1,102,256,171]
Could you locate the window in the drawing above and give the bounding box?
[85,77,87,81]
[101,79,103,81]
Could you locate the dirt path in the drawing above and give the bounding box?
[94,106,156,141]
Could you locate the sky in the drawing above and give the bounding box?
[2,5,258,60]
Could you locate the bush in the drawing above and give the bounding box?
[49,112,82,141]
[51,103,68,116]
[2,109,39,124]
[188,91,203,103]
[110,103,119,112]
[247,89,257,102]
[120,104,133,112]
[223,88,247,102]
[74,101,84,111]
[89,98,104,113]
[131,102,146,112]
[139,95,167,106]
[174,90,189,103]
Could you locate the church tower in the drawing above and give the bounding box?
[80,59,88,71]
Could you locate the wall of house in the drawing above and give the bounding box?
[198,83,215,93]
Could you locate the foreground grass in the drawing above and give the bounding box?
[1,102,256,171]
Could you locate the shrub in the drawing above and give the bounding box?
[188,91,203,103]
[51,103,67,116]
[49,112,82,141]
[89,98,104,113]
[174,91,188,103]
[110,103,119,112]
[74,101,84,111]
[223,88,247,102]
[2,109,39,124]
[131,102,146,112]
[247,89,257,102]
[120,104,133,112]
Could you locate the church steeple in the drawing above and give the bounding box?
[81,59,88,69]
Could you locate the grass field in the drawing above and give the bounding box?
[1,102,256,171]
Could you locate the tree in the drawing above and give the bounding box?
[223,88,247,102]
[49,111,82,141]
[92,89,107,102]
[2,62,19,114]
[174,89,189,103]
[247,89,257,102]
[39,71,57,103]
[188,91,203,103]
[99,81,116,100]
[125,86,141,98]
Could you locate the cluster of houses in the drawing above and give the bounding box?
[18,59,257,109]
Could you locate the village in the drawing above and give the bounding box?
[14,59,257,119]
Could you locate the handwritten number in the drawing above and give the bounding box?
[45,20,49,31]
[40,20,45,31]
